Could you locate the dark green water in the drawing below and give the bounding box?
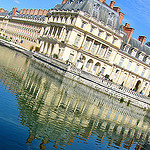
[0,45,150,150]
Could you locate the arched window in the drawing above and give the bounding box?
[93,62,101,74]
[85,59,93,71]
[113,70,119,81]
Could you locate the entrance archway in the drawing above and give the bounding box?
[134,80,141,92]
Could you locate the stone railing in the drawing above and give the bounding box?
[67,65,150,109]
[33,52,68,72]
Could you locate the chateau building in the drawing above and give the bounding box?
[0,0,150,97]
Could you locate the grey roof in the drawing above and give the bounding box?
[52,0,120,30]
[121,32,150,56]
[146,42,150,47]
[14,13,45,21]
[129,37,150,55]
[0,12,8,16]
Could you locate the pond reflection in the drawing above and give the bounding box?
[0,45,150,150]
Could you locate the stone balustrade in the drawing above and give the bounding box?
[67,65,150,109]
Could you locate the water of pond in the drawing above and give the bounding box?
[0,45,150,150]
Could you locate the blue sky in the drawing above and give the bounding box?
[0,0,150,43]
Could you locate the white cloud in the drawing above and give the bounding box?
[14,0,20,4]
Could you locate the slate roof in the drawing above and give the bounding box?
[129,38,150,55]
[121,32,150,56]
[0,12,8,16]
[52,0,120,30]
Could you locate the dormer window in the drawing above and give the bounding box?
[93,3,100,18]
[124,45,130,53]
[139,53,144,61]
[146,57,150,65]
[107,12,114,27]
[77,0,83,4]
[69,0,74,4]
[131,48,137,57]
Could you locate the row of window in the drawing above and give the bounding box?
[49,14,75,26]
[80,20,118,45]
[123,45,150,65]
[74,34,112,59]
[118,57,150,79]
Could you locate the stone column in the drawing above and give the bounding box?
[83,59,88,70]
[55,27,59,38]
[81,35,87,49]
[40,41,44,53]
[96,43,102,56]
[43,42,48,54]
[50,26,54,36]
[104,47,110,58]
[47,43,52,56]
[89,40,95,52]
[59,27,64,39]
[131,77,137,89]
[52,43,59,55]
[116,70,123,83]
[73,52,81,64]
[47,27,50,35]
[90,61,96,73]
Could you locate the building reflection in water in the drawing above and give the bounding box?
[0,46,150,150]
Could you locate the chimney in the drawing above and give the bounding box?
[30,9,34,15]
[110,1,115,9]
[12,7,17,16]
[125,23,129,28]
[0,8,4,13]
[138,36,147,46]
[123,23,134,43]
[62,0,68,4]
[99,0,106,3]
[113,7,121,13]
[19,9,23,14]
[23,9,26,14]
[119,12,125,26]
[43,9,48,16]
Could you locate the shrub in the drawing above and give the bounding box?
[143,107,147,111]
[30,46,34,51]
[105,74,109,79]
[35,47,40,52]
[121,81,124,86]
[53,53,58,59]
[120,97,124,103]
[127,100,131,106]
[66,59,69,64]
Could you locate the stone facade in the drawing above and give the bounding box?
[0,0,150,98]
